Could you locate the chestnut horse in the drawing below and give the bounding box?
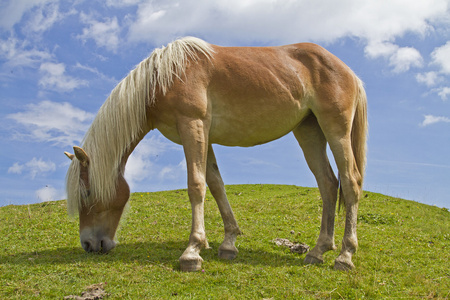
[65,37,367,271]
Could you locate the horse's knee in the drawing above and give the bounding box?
[187,181,206,201]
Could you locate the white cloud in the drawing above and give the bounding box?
[35,185,64,202]
[8,162,24,174]
[421,114,450,126]
[437,87,450,100]
[22,2,66,35]
[124,134,186,190]
[0,0,56,30]
[78,12,121,52]
[365,42,423,73]
[431,41,450,74]
[159,160,186,181]
[74,62,117,83]
[124,0,446,75]
[7,100,94,146]
[389,47,423,73]
[126,0,449,46]
[39,62,88,92]
[8,157,56,179]
[365,41,399,59]
[125,141,155,191]
[0,37,52,67]
[106,0,142,7]
[416,72,442,87]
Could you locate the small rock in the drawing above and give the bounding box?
[272,238,309,254]
[272,238,294,248]
[290,243,310,254]
[64,283,108,300]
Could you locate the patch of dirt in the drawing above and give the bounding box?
[272,238,310,254]
[64,283,109,300]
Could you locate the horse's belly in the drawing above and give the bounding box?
[209,103,309,147]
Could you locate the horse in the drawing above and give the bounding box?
[65,37,368,272]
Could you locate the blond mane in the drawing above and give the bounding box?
[66,37,214,214]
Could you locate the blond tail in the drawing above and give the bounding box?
[339,77,368,209]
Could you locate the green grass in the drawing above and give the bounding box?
[1,184,449,299]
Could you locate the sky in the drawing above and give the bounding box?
[1,0,450,209]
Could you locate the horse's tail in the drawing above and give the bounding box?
[352,77,368,185]
[339,76,368,209]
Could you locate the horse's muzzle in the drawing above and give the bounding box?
[80,232,116,253]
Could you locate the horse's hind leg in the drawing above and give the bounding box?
[327,136,362,271]
[318,113,363,271]
[206,145,241,260]
[293,114,339,265]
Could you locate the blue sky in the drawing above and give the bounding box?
[1,0,449,209]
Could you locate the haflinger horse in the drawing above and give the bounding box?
[65,37,367,272]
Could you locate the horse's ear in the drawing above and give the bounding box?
[64,151,75,160]
[73,146,90,168]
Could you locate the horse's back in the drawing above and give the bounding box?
[153,41,358,147]
[205,44,313,146]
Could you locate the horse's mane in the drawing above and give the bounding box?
[66,37,214,214]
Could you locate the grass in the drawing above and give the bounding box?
[1,184,449,299]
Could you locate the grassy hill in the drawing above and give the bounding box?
[1,184,449,299]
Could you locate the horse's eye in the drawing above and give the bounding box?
[81,189,91,199]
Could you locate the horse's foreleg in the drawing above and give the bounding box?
[178,118,209,272]
[293,114,339,265]
[206,145,241,260]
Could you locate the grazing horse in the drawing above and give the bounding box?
[65,37,367,272]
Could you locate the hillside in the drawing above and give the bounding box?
[1,184,449,299]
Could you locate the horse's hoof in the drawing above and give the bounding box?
[179,257,203,272]
[218,246,238,260]
[334,257,354,271]
[304,253,324,265]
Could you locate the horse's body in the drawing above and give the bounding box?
[66,37,367,271]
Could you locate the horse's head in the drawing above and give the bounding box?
[65,146,129,253]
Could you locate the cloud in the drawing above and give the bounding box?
[421,115,450,126]
[416,72,442,87]
[7,100,94,146]
[416,42,450,101]
[124,134,186,190]
[39,62,88,92]
[365,41,399,58]
[77,12,121,52]
[365,42,423,73]
[35,185,64,202]
[8,157,56,179]
[437,87,450,100]
[74,62,117,83]
[159,160,186,181]
[125,139,155,190]
[431,41,450,74]
[0,0,56,30]
[0,36,52,67]
[106,0,141,7]
[126,0,449,46]
[22,2,67,35]
[388,47,423,73]
[20,2,77,37]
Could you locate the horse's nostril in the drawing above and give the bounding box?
[100,239,116,253]
[83,241,92,252]
[81,235,115,253]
